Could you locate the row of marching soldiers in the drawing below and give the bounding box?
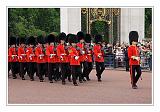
[8,31,105,86]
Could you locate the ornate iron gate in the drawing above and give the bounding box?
[81,8,121,45]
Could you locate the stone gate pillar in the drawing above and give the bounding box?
[60,8,81,34]
[121,8,145,44]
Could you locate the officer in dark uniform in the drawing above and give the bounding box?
[124,45,129,71]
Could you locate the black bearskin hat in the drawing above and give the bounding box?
[66,33,72,43]
[95,34,103,44]
[47,34,55,44]
[85,34,92,43]
[129,31,139,45]
[44,36,48,44]
[19,37,26,44]
[36,35,45,44]
[77,31,84,41]
[16,37,19,46]
[68,34,77,44]
[9,36,16,45]
[58,32,66,42]
[27,36,35,45]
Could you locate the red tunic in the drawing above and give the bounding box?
[56,44,67,63]
[35,46,45,63]
[128,45,140,65]
[18,47,27,62]
[26,47,35,62]
[8,49,11,62]
[93,44,104,62]
[9,47,18,62]
[46,45,56,63]
[86,49,93,62]
[65,46,70,63]
[76,43,86,62]
[68,46,80,65]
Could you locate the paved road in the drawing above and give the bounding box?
[8,70,152,104]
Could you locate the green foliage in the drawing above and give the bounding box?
[145,8,152,38]
[91,21,108,42]
[8,8,60,37]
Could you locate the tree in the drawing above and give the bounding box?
[145,8,152,38]
[8,8,60,37]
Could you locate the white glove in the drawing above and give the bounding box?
[81,51,85,54]
[20,56,22,60]
[75,56,79,60]
[50,54,53,58]
[21,54,26,56]
[39,54,44,59]
[30,56,32,60]
[135,57,140,61]
[131,56,136,60]
[30,54,35,57]
[98,55,101,58]
[60,56,63,60]
[12,55,16,59]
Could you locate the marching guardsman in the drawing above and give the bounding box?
[9,37,18,79]
[44,37,49,77]
[26,36,36,81]
[46,34,56,83]
[84,34,93,81]
[8,39,11,75]
[16,37,20,75]
[18,37,27,80]
[128,31,142,89]
[54,36,61,81]
[56,32,68,85]
[68,34,82,86]
[76,31,88,81]
[93,34,105,82]
[35,35,46,82]
[65,34,72,82]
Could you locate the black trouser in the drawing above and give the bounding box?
[28,62,35,79]
[66,63,71,79]
[125,60,129,71]
[25,62,29,75]
[55,63,61,80]
[71,65,82,84]
[95,62,105,80]
[37,63,45,80]
[48,63,56,81]
[19,62,27,79]
[80,61,88,79]
[34,63,38,77]
[44,62,48,77]
[60,63,68,82]
[8,62,11,73]
[10,62,19,78]
[86,62,93,80]
[130,65,142,85]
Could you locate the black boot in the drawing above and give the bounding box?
[62,81,66,85]
[132,84,138,89]
[74,83,78,86]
